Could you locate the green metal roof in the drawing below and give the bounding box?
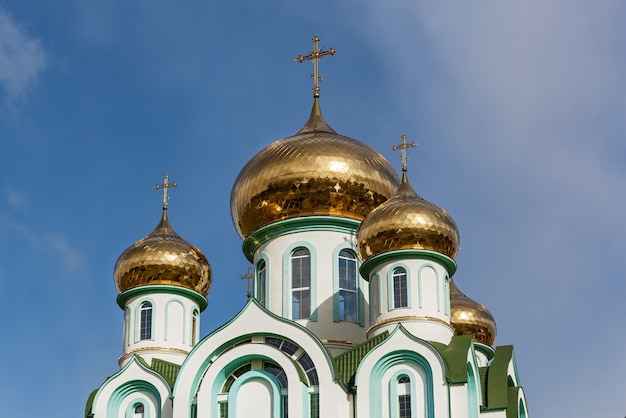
[150,358,182,389]
[333,331,389,389]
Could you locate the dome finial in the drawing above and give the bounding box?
[392,133,417,179]
[154,173,178,211]
[295,35,336,98]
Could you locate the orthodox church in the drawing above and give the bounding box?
[84,37,529,418]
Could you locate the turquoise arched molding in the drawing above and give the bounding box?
[361,249,457,279]
[164,298,186,344]
[519,397,527,418]
[369,272,382,324]
[368,350,435,418]
[107,380,161,418]
[466,363,479,418]
[124,307,131,347]
[443,275,450,316]
[125,398,152,418]
[387,371,419,418]
[242,216,360,262]
[134,297,156,343]
[256,253,271,308]
[417,264,439,311]
[386,263,412,311]
[228,371,282,418]
[175,299,339,416]
[282,242,318,321]
[332,243,364,326]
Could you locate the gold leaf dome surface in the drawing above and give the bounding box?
[450,280,497,346]
[231,99,400,238]
[357,173,460,260]
[114,211,212,296]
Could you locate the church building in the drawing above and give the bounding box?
[84,36,529,418]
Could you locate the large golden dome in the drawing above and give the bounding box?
[114,210,212,296]
[357,172,460,261]
[231,98,400,238]
[450,280,497,346]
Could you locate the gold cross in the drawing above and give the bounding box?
[154,173,178,210]
[295,35,336,98]
[239,266,253,300]
[392,133,417,173]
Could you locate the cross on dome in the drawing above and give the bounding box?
[295,35,336,98]
[392,133,417,173]
[154,173,178,210]
[239,265,253,300]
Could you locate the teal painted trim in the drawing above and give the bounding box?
[332,244,361,325]
[388,371,418,418]
[368,350,435,418]
[467,363,479,418]
[229,371,282,418]
[361,249,457,279]
[386,263,411,310]
[134,297,156,343]
[417,264,439,311]
[256,253,271,308]
[282,242,318,321]
[176,299,341,412]
[443,275,450,316]
[107,380,161,418]
[124,307,131,348]
[242,216,360,262]
[117,285,208,311]
[164,298,186,344]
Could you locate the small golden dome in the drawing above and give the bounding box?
[231,98,400,238]
[450,280,497,346]
[114,210,212,296]
[357,172,460,260]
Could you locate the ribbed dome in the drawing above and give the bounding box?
[230,98,400,238]
[450,280,496,346]
[357,172,460,261]
[114,210,212,296]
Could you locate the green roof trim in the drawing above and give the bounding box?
[333,331,389,389]
[151,358,182,389]
[430,334,473,384]
[84,388,98,418]
[506,387,522,418]
[479,367,489,406]
[486,345,514,409]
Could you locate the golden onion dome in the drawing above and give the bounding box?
[450,280,497,346]
[230,98,400,238]
[114,210,212,296]
[357,171,460,261]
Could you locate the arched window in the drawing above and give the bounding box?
[191,309,199,345]
[124,307,131,347]
[392,267,408,308]
[257,259,267,307]
[398,375,412,418]
[140,302,153,340]
[133,403,145,418]
[370,273,380,323]
[338,249,357,322]
[291,248,311,320]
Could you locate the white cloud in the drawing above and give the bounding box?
[0,7,47,103]
[46,233,85,272]
[4,185,29,211]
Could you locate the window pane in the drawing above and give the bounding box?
[393,268,408,308]
[257,260,267,307]
[140,302,152,340]
[399,394,411,418]
[292,249,311,319]
[338,250,357,321]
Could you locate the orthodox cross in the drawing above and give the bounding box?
[392,133,417,173]
[154,173,178,210]
[295,35,336,98]
[239,266,253,300]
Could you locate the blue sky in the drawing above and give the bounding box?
[1,1,625,416]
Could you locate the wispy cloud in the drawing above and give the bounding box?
[0,7,47,104]
[4,184,29,211]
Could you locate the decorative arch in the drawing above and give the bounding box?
[369,272,382,324]
[417,264,439,311]
[164,298,186,343]
[135,298,156,342]
[107,380,161,418]
[387,263,412,310]
[256,253,270,308]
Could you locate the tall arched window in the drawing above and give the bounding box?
[191,309,199,345]
[291,248,311,320]
[124,307,131,347]
[338,249,357,322]
[392,267,408,308]
[140,302,153,340]
[370,273,380,323]
[257,259,267,308]
[398,375,412,418]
